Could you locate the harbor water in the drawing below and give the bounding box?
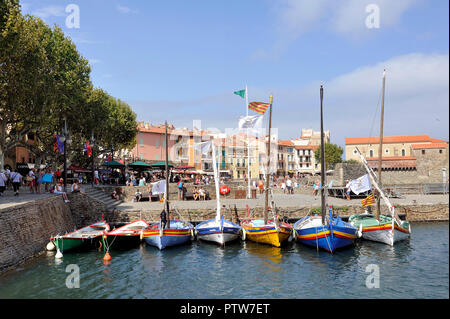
[0,222,448,299]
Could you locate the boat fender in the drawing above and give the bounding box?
[357,224,363,238]
[46,241,56,251]
[55,249,63,259]
[140,230,144,241]
[103,251,112,261]
[240,228,246,241]
[289,229,296,242]
[190,228,195,240]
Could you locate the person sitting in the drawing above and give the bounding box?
[111,190,120,200]
[135,190,142,202]
[71,180,81,193]
[193,186,199,200]
[54,178,70,203]
[199,187,206,200]
[312,180,321,198]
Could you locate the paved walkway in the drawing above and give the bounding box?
[115,193,449,211]
[0,190,58,210]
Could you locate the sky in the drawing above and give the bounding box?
[20,0,449,148]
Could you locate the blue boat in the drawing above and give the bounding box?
[196,216,241,245]
[294,206,358,253]
[142,219,194,250]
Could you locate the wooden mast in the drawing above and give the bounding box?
[376,70,386,220]
[165,121,170,228]
[264,94,273,225]
[320,85,326,225]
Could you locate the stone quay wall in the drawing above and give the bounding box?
[0,196,74,273]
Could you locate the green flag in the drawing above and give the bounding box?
[234,89,246,99]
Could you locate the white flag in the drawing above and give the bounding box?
[193,140,212,156]
[349,174,372,195]
[238,115,263,131]
[151,179,166,195]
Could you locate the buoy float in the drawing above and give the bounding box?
[103,251,112,261]
[240,228,246,241]
[46,241,56,251]
[140,230,144,241]
[55,249,63,259]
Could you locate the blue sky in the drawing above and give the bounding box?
[21,0,449,147]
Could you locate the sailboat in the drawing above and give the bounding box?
[195,140,241,245]
[142,121,194,250]
[294,85,357,253]
[240,94,293,248]
[348,71,411,246]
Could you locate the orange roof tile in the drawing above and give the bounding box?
[366,156,416,161]
[294,145,319,150]
[278,140,294,146]
[412,143,448,149]
[345,135,432,145]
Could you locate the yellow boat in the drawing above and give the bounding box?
[240,218,292,247]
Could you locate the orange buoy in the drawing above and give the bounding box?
[103,251,112,261]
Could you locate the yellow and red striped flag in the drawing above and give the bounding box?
[361,194,376,207]
[248,102,270,115]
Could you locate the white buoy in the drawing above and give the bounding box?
[46,241,56,251]
[241,229,246,241]
[55,249,63,259]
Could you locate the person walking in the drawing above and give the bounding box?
[0,170,7,196]
[10,169,22,196]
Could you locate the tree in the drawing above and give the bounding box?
[315,143,343,170]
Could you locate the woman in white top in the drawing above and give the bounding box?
[10,170,22,196]
[54,178,70,202]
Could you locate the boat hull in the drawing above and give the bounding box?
[196,219,241,245]
[52,237,101,253]
[104,234,142,249]
[294,216,357,253]
[349,214,411,246]
[142,220,193,250]
[241,219,292,248]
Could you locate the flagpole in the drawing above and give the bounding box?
[246,84,251,198]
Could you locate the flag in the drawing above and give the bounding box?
[349,174,372,195]
[238,115,263,130]
[84,141,92,157]
[54,134,64,153]
[248,101,269,115]
[53,134,58,153]
[234,89,246,99]
[193,140,212,156]
[361,194,376,207]
[151,179,166,195]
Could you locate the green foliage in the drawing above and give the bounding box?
[314,143,344,170]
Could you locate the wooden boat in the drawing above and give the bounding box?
[294,206,358,252]
[195,140,241,245]
[294,85,356,253]
[102,219,149,249]
[240,94,293,247]
[142,219,194,250]
[241,218,292,247]
[142,121,194,250]
[348,71,411,246]
[50,220,110,255]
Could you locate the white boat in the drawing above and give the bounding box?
[194,139,241,245]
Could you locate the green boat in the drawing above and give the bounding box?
[51,220,110,255]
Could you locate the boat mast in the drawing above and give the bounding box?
[264,94,273,225]
[165,121,170,228]
[211,141,221,221]
[320,85,326,225]
[376,70,386,220]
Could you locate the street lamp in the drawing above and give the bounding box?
[91,132,95,186]
[60,118,72,193]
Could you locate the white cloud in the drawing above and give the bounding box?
[33,5,65,18]
[116,5,138,14]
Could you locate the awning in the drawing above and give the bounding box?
[68,164,91,173]
[150,161,174,169]
[102,160,125,168]
[128,161,152,170]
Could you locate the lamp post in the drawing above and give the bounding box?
[59,118,72,193]
[91,132,95,187]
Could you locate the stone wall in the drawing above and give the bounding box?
[0,196,74,273]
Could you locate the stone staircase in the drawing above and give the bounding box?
[82,185,123,212]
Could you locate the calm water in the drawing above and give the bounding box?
[0,222,448,299]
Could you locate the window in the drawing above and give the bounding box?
[439,149,443,154]
[139,154,143,160]
[155,140,159,148]
[155,154,159,160]
[353,149,358,155]
[401,149,406,156]
[422,150,425,155]
[140,138,144,146]
[369,150,374,157]
[385,149,389,154]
